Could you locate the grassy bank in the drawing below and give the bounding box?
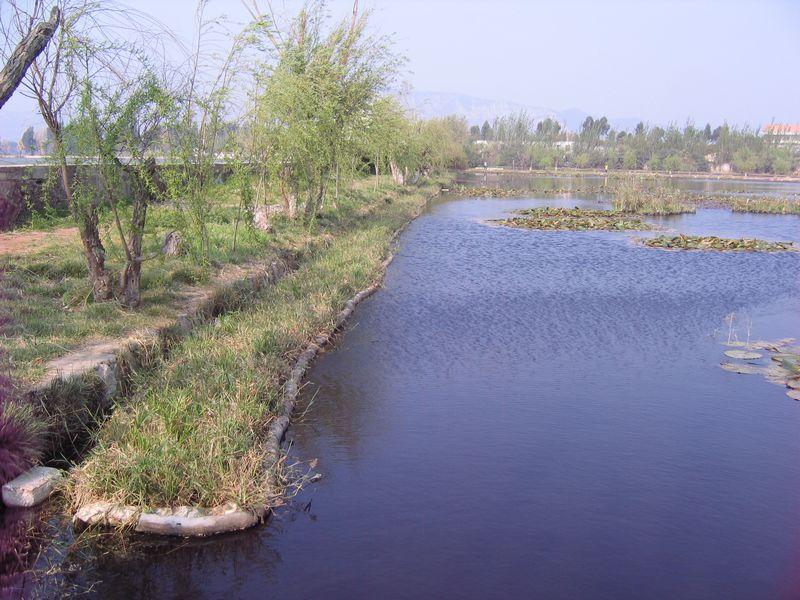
[1,178,418,385]
[69,181,439,510]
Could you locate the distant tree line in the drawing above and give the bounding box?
[467,111,798,175]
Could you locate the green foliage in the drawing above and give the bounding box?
[251,3,400,220]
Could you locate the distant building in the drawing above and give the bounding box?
[762,124,800,144]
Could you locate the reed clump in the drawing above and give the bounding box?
[609,174,695,215]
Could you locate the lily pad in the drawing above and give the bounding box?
[719,363,762,375]
[724,350,763,360]
[787,390,800,401]
[787,379,800,390]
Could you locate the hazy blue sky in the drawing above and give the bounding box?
[1,0,798,137]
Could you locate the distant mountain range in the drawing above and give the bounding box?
[406,91,643,132]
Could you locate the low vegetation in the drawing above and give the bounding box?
[493,207,653,231]
[642,235,796,252]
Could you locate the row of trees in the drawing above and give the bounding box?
[0,0,464,308]
[468,112,798,175]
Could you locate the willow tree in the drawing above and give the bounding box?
[160,3,247,262]
[68,66,172,307]
[252,2,398,221]
[0,0,170,301]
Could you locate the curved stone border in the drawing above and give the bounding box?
[73,501,267,537]
[71,188,442,537]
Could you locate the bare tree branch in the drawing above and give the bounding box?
[0,6,59,109]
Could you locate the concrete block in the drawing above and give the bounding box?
[2,466,63,507]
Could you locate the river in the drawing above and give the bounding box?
[18,176,800,598]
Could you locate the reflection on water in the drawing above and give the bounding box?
[18,179,800,598]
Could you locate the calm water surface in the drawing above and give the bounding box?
[20,180,800,598]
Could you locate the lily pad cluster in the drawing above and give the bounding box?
[719,338,800,401]
[643,235,795,252]
[493,207,654,231]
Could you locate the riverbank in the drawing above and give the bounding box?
[466,166,800,184]
[67,179,443,528]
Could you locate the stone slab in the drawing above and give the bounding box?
[2,466,63,507]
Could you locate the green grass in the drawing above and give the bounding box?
[0,180,318,384]
[69,180,439,510]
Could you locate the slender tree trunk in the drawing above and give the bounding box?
[119,159,155,308]
[55,143,112,301]
[334,160,339,207]
[304,179,327,222]
[389,160,405,185]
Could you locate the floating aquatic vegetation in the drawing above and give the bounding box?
[720,363,763,375]
[724,350,763,360]
[718,336,800,401]
[643,235,795,252]
[493,207,654,231]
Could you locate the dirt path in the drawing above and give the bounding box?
[0,227,78,257]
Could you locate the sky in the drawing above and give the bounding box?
[1,0,798,138]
